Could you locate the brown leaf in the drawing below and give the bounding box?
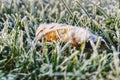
[36,23,109,49]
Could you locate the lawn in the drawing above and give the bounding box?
[0,0,120,80]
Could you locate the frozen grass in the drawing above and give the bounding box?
[0,0,120,80]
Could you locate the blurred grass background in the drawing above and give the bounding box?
[0,0,120,80]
